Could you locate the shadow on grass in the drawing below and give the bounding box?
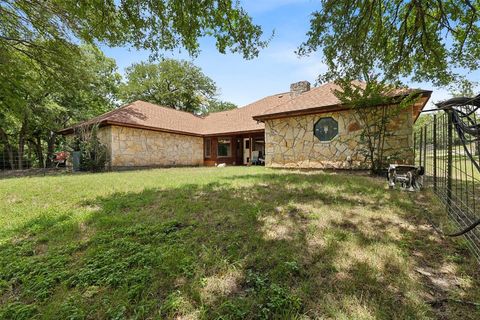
[1,171,479,319]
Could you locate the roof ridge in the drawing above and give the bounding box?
[96,92,297,124]
[202,91,291,119]
[257,81,365,116]
[93,102,131,120]
[256,84,328,116]
[254,81,432,120]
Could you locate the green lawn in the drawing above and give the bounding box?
[0,167,479,319]
[419,153,480,180]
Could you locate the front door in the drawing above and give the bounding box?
[243,138,250,164]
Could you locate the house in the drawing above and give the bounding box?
[59,81,431,169]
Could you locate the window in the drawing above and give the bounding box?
[204,138,211,158]
[314,117,338,141]
[217,138,231,157]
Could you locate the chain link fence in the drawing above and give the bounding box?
[0,152,69,178]
[0,151,201,179]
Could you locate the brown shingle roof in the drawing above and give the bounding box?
[60,82,431,136]
[61,100,206,136]
[253,81,431,120]
[59,93,292,136]
[201,93,291,135]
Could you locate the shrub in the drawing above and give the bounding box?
[70,124,107,172]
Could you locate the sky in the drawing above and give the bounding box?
[101,0,469,108]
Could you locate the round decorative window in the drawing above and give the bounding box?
[314,117,338,141]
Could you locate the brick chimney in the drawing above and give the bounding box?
[290,81,311,97]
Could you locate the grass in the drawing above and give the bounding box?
[419,153,480,180]
[0,167,479,319]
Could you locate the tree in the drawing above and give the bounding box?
[298,1,480,86]
[120,60,219,114]
[334,77,420,174]
[450,80,479,98]
[202,100,237,115]
[0,0,267,74]
[0,44,120,169]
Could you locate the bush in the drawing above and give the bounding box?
[70,125,107,172]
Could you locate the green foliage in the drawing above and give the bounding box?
[58,296,86,320]
[0,167,478,319]
[202,99,238,115]
[0,302,38,320]
[69,125,108,172]
[0,0,267,72]
[450,79,479,98]
[298,1,480,86]
[120,59,237,114]
[160,291,195,317]
[0,44,119,169]
[414,113,435,137]
[120,59,217,113]
[243,270,302,318]
[334,77,420,173]
[68,222,188,290]
[1,0,266,167]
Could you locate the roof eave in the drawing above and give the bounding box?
[253,104,349,122]
[203,129,264,137]
[101,121,204,137]
[59,120,265,138]
[58,120,204,137]
[412,91,433,123]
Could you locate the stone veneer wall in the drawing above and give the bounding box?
[97,126,112,163]
[264,106,414,169]
[101,125,203,167]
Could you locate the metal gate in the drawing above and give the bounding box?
[415,98,480,261]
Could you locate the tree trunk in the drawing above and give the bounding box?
[30,135,44,168]
[0,127,14,170]
[17,117,28,170]
[45,132,56,168]
[18,137,25,170]
[377,106,388,173]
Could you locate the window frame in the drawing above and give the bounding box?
[217,137,232,158]
[314,117,339,142]
[204,138,211,158]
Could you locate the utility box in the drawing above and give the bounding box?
[72,151,81,172]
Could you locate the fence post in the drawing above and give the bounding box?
[419,127,423,168]
[433,114,437,191]
[447,111,453,213]
[423,125,427,170]
[413,132,416,165]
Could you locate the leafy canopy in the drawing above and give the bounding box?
[120,59,236,114]
[202,100,237,115]
[0,44,119,123]
[0,0,268,69]
[298,1,480,86]
[0,44,120,168]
